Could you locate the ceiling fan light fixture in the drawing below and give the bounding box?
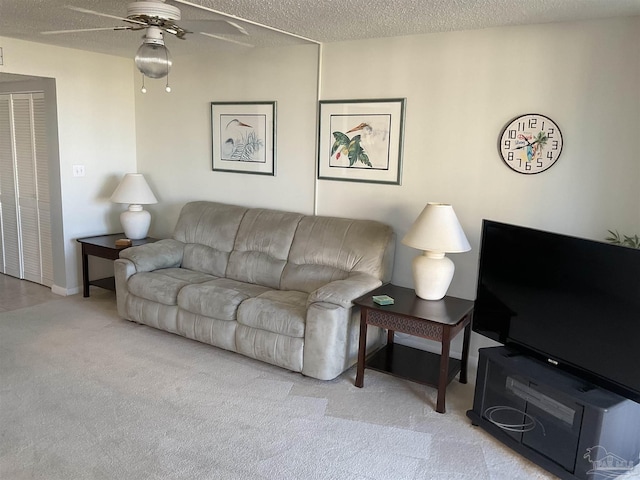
[135,42,172,78]
[135,27,172,79]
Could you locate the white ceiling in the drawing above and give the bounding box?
[1,0,639,59]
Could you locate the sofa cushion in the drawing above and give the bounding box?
[177,278,270,321]
[281,215,395,293]
[127,268,216,305]
[236,325,304,373]
[182,243,229,277]
[226,208,303,289]
[152,267,218,284]
[177,310,237,352]
[173,202,248,276]
[237,290,308,338]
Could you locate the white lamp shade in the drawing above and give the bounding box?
[111,173,157,240]
[402,203,470,300]
[110,173,158,205]
[401,203,470,253]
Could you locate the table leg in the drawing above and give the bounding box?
[459,314,472,384]
[355,309,368,388]
[81,246,90,298]
[436,328,452,414]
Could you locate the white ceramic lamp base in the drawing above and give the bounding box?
[120,204,151,240]
[412,251,455,300]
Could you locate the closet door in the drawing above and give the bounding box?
[0,93,53,286]
[0,94,20,278]
[33,94,53,286]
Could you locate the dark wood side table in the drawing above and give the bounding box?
[76,233,159,297]
[353,284,474,414]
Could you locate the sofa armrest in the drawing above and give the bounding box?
[118,238,185,273]
[307,272,382,308]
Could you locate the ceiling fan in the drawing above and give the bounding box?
[41,0,252,90]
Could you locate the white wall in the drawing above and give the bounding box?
[0,37,138,293]
[317,17,640,354]
[1,15,638,333]
[319,16,640,292]
[135,44,320,236]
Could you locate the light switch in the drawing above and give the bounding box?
[72,164,85,177]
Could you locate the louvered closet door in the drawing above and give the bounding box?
[13,94,42,284]
[0,94,20,278]
[0,93,53,286]
[33,94,53,286]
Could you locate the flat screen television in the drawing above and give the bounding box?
[473,219,640,403]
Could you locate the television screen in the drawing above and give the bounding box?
[473,220,640,403]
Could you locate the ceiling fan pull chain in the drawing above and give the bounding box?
[141,74,147,94]
[165,47,171,93]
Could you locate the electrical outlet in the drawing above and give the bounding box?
[72,164,85,177]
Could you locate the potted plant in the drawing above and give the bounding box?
[606,230,640,249]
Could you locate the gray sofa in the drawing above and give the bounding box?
[114,201,395,380]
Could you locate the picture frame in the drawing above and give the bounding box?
[317,98,406,185]
[211,101,276,176]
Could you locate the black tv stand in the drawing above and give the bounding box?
[467,346,640,480]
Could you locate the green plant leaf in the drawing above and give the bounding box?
[606,229,622,244]
[331,132,350,156]
[606,230,640,248]
[347,136,361,166]
[359,151,371,167]
[623,234,640,248]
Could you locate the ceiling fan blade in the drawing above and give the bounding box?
[198,32,254,48]
[182,20,248,36]
[41,26,135,35]
[172,0,320,45]
[226,22,249,36]
[66,5,148,26]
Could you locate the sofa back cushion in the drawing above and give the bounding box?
[172,201,395,293]
[226,208,304,289]
[173,202,248,277]
[280,216,395,293]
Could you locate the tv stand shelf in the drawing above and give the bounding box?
[468,346,640,480]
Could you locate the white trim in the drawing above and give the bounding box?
[172,0,321,45]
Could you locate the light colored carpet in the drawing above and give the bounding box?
[0,291,631,480]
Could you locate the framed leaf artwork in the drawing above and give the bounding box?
[317,98,406,185]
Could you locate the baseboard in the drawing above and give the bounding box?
[51,284,80,296]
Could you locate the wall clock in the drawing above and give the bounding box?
[498,114,563,174]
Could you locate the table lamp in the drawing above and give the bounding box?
[401,203,470,300]
[110,173,158,240]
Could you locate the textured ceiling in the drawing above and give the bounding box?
[0,0,639,59]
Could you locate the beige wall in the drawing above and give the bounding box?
[130,16,640,358]
[318,17,640,353]
[136,16,640,305]
[1,15,638,328]
[0,37,138,293]
[135,44,320,235]
[319,17,640,296]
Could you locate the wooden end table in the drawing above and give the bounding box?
[76,233,159,297]
[353,284,474,414]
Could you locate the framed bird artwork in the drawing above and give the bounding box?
[211,101,276,176]
[318,98,406,185]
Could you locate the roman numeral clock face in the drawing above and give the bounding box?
[499,114,563,174]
